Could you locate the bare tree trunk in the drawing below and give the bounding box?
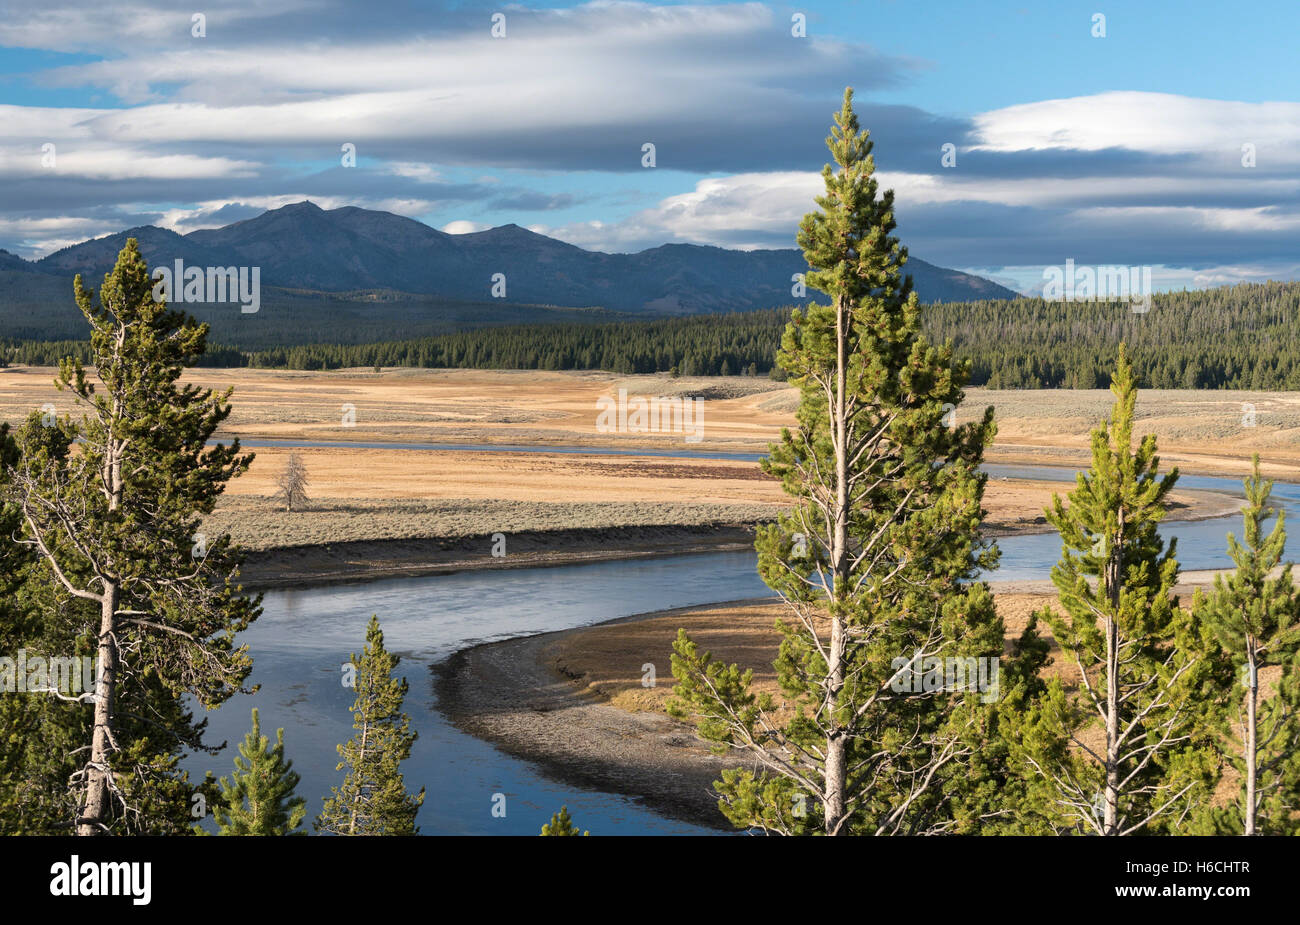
[824,622,846,834]
[1103,511,1123,835]
[78,424,123,835]
[78,583,118,835]
[824,294,850,836]
[1245,648,1258,836]
[347,717,369,835]
[1103,610,1119,835]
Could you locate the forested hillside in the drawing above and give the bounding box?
[0,271,620,347]
[5,281,1299,389]
[930,281,1300,389]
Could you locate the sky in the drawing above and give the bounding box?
[1,0,1298,293]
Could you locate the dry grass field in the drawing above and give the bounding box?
[0,366,790,453]
[3,366,1297,473]
[0,366,1274,553]
[973,387,1300,480]
[206,466,1233,552]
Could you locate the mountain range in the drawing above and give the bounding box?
[2,201,1015,318]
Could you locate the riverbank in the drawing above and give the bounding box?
[435,592,1061,829]
[236,483,1241,588]
[435,602,749,829]
[436,568,1248,830]
[237,523,757,589]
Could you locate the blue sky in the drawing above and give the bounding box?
[1,0,1298,293]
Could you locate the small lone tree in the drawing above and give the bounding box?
[317,615,424,835]
[540,805,588,836]
[1193,455,1300,835]
[274,451,309,512]
[205,708,306,836]
[1007,346,1220,834]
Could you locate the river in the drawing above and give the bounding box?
[184,461,1289,835]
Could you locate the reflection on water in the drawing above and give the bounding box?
[185,464,1277,835]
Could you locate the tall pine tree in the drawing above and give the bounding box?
[317,616,424,835]
[669,88,1002,835]
[6,240,260,834]
[203,709,306,836]
[1007,346,1221,834]
[1193,455,1300,834]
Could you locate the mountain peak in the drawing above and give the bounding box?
[122,225,174,237]
[474,222,530,236]
[26,202,1017,310]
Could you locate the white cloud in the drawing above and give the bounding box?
[875,171,1300,209]
[0,0,313,53]
[541,171,823,251]
[385,162,442,182]
[441,220,490,234]
[1071,205,1300,234]
[989,261,1300,297]
[0,104,263,180]
[0,214,123,257]
[533,163,1300,258]
[9,2,902,166]
[971,91,1300,161]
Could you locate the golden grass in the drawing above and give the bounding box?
[0,367,1264,551]
[3,367,1298,476]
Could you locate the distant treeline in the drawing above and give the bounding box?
[5,281,1300,389]
[2,311,785,377]
[930,281,1300,390]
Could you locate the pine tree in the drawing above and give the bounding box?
[1006,345,1221,834]
[669,88,1002,835]
[1193,455,1300,834]
[540,805,588,836]
[0,418,117,834]
[203,709,306,836]
[0,423,30,820]
[0,421,64,832]
[5,240,260,835]
[317,616,424,835]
